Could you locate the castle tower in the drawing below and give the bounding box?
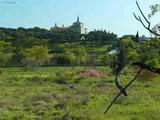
[51,16,87,34]
[77,15,80,22]
[55,23,57,27]
[62,24,64,28]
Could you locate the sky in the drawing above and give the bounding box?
[0,0,160,36]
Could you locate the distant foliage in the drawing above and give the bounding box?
[23,45,50,69]
[0,27,159,67]
[0,40,14,66]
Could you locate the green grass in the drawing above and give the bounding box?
[0,67,159,120]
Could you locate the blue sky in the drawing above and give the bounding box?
[0,0,159,36]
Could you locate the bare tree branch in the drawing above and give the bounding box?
[131,61,160,74]
[115,65,128,96]
[104,1,160,114]
[136,1,151,28]
[104,61,160,114]
[104,68,143,114]
[133,1,160,36]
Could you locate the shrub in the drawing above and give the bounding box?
[51,54,72,65]
[23,45,50,70]
[55,77,68,84]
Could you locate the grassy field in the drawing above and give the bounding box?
[0,66,159,120]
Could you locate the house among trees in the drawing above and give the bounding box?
[51,16,87,34]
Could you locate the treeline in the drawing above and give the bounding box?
[0,27,117,43]
[0,27,159,68]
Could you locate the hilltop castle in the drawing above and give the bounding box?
[51,16,87,34]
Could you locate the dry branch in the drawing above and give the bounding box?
[133,1,160,36]
[104,62,160,114]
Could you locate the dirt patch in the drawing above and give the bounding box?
[78,69,107,77]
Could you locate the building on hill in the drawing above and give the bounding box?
[51,16,87,34]
[51,23,69,31]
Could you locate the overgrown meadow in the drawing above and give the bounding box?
[0,23,160,120]
[0,67,159,120]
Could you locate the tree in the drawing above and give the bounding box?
[86,30,117,43]
[25,37,49,48]
[23,45,50,70]
[65,49,76,65]
[105,1,160,114]
[74,46,88,65]
[101,53,109,66]
[133,1,160,37]
[0,40,14,67]
[135,31,140,42]
[10,48,25,66]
